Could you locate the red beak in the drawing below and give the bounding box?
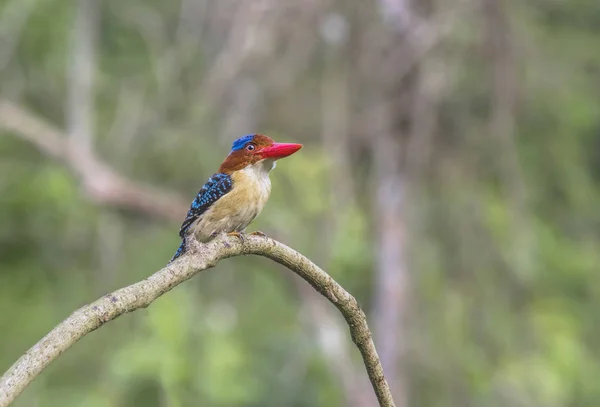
[260,142,302,160]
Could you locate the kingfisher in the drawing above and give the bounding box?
[171,134,302,262]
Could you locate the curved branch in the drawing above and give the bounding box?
[0,99,385,406]
[0,234,395,407]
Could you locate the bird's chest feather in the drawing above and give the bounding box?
[193,161,272,239]
[227,165,272,220]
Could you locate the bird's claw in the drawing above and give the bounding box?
[227,231,246,243]
[250,231,267,238]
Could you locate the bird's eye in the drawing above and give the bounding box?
[246,144,255,151]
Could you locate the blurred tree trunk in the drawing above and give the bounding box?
[66,0,99,157]
[482,0,535,282]
[373,125,409,407]
[370,1,441,405]
[370,3,417,407]
[318,14,377,406]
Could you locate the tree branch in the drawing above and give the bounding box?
[0,99,389,406]
[0,234,395,407]
[0,99,187,221]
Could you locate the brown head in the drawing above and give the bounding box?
[218,134,302,173]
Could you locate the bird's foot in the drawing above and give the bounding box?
[227,231,246,243]
[250,231,267,238]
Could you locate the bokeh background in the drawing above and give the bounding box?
[1,0,600,406]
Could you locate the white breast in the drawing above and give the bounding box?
[242,159,273,202]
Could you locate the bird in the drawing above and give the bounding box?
[170,134,302,262]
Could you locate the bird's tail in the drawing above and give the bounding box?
[170,238,186,263]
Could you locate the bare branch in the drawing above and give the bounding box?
[0,234,396,407]
[0,99,386,405]
[0,99,187,221]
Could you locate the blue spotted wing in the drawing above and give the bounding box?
[170,173,233,263]
[178,173,233,238]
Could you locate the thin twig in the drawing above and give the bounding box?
[0,234,396,407]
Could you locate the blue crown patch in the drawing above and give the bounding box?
[231,134,255,152]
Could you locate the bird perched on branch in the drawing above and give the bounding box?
[171,134,302,262]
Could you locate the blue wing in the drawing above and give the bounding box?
[170,173,233,263]
[179,173,233,238]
